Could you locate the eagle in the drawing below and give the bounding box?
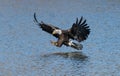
[34,13,90,50]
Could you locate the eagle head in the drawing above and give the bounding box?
[52,29,62,35]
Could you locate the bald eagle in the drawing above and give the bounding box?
[34,13,90,50]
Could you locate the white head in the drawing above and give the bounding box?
[52,29,62,35]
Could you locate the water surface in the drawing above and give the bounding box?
[0,0,120,76]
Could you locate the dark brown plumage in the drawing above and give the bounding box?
[34,13,90,50]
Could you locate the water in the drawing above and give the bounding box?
[0,0,120,76]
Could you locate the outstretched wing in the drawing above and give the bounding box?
[34,13,60,38]
[69,17,90,42]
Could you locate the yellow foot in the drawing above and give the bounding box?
[50,41,57,46]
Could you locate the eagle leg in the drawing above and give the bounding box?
[50,41,58,46]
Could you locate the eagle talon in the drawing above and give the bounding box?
[50,41,57,46]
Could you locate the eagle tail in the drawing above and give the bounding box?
[71,42,83,50]
[67,41,83,50]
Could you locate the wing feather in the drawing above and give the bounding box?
[34,13,60,38]
[78,17,83,25]
[69,17,90,42]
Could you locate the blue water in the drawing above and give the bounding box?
[0,0,120,76]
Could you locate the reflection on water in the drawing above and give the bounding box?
[41,51,88,61]
[31,51,89,76]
